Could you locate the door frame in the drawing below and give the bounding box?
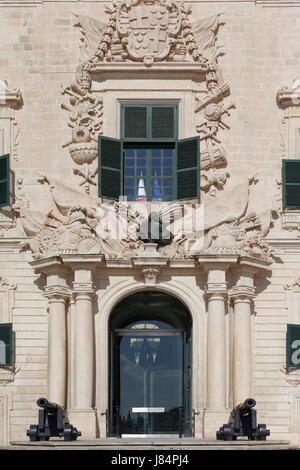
[109,326,192,438]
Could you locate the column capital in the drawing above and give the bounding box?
[44,285,71,302]
[72,282,95,296]
[204,282,228,300]
[229,285,256,303]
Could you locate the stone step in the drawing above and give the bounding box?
[6,438,292,451]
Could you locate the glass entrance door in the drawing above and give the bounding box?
[109,292,193,438]
[118,331,183,436]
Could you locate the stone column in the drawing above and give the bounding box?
[201,259,236,437]
[206,289,227,409]
[44,287,70,407]
[230,266,256,406]
[67,262,97,438]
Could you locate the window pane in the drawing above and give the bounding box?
[163,159,173,167]
[125,168,135,176]
[163,148,173,158]
[124,178,135,187]
[125,158,135,167]
[163,167,173,176]
[152,176,162,201]
[124,149,135,158]
[152,149,161,158]
[123,146,175,202]
[137,149,146,158]
[152,159,161,167]
[125,188,135,196]
[163,178,172,187]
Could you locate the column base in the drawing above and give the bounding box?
[203,408,230,438]
[67,409,97,438]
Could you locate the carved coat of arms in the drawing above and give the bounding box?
[117,0,181,64]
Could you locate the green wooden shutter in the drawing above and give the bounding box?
[176,137,200,200]
[0,323,12,366]
[282,159,300,209]
[123,106,147,139]
[151,106,176,139]
[0,154,10,208]
[98,136,122,200]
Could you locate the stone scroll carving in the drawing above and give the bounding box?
[61,1,234,195]
[13,172,275,264]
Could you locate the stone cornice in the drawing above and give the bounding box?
[238,255,271,271]
[30,256,63,271]
[196,254,239,269]
[60,254,105,266]
[30,252,274,273]
[90,62,207,76]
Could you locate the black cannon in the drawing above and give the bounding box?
[216,398,270,441]
[26,397,81,442]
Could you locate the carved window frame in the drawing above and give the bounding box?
[277,80,300,231]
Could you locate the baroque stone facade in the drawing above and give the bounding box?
[0,0,300,446]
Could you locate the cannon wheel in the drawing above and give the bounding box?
[26,425,39,442]
[63,424,81,441]
[257,424,268,441]
[217,424,234,441]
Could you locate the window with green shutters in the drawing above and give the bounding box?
[0,154,10,208]
[0,323,12,367]
[98,104,200,202]
[282,159,300,209]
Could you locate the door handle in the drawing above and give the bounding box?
[132,407,165,413]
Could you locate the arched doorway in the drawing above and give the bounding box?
[108,291,192,438]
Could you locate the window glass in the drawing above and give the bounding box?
[123,146,174,202]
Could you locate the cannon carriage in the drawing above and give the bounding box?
[26,397,81,442]
[216,398,270,441]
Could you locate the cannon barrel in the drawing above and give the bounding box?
[236,398,256,415]
[37,397,62,414]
